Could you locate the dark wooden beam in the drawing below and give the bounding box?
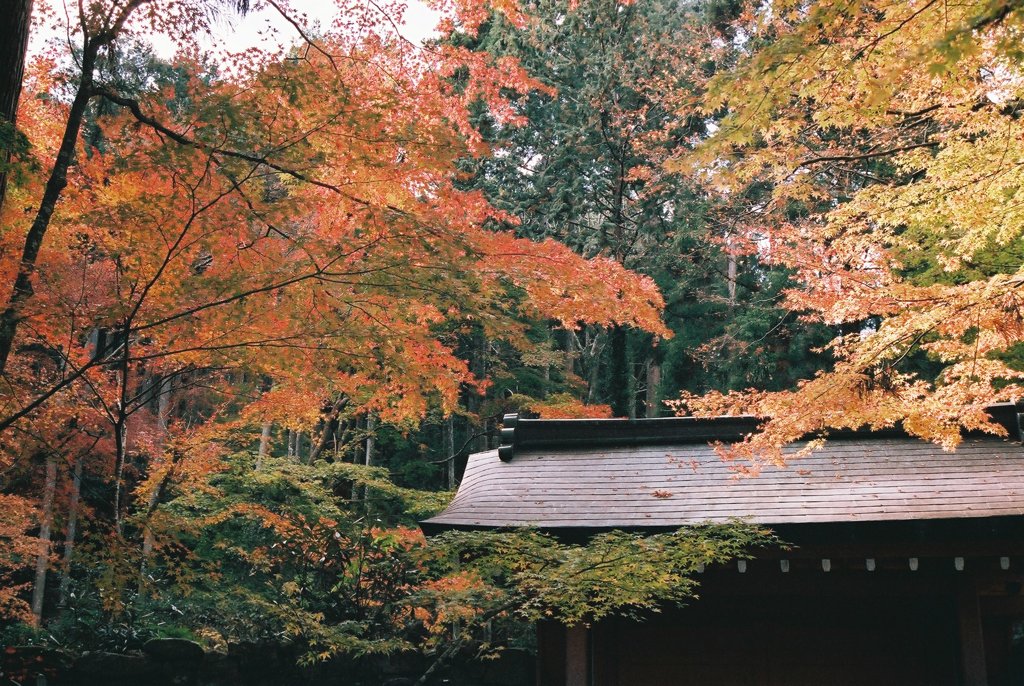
[957,580,988,686]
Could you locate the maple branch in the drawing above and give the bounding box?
[885,103,944,118]
[0,269,339,433]
[0,357,102,434]
[95,0,155,45]
[132,266,329,333]
[95,87,330,188]
[414,598,523,686]
[123,335,373,364]
[0,232,402,433]
[364,0,439,55]
[93,87,414,219]
[265,0,337,69]
[851,0,941,61]
[427,428,489,464]
[954,0,1022,38]
[795,141,938,169]
[125,156,259,329]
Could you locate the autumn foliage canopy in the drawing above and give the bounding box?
[673,0,1024,461]
[0,0,667,628]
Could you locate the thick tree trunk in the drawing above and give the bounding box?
[0,0,33,212]
[58,456,83,608]
[31,452,58,622]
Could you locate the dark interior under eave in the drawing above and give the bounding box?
[537,517,1024,686]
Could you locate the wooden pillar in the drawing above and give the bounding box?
[566,624,589,686]
[957,581,987,686]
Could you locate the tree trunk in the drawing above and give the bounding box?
[443,415,455,490]
[0,0,33,212]
[0,36,102,379]
[727,251,738,307]
[608,325,630,417]
[307,397,348,464]
[585,328,603,405]
[142,376,172,560]
[364,414,376,468]
[58,456,83,608]
[31,452,58,623]
[356,413,374,500]
[467,332,488,452]
[563,329,576,381]
[112,330,131,535]
[256,422,272,469]
[645,360,661,418]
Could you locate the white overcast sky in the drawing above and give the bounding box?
[31,1,441,63]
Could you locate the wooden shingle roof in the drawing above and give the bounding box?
[421,407,1024,533]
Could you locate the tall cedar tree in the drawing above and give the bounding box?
[455,0,831,418]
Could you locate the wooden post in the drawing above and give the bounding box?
[566,624,589,686]
[957,581,988,686]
